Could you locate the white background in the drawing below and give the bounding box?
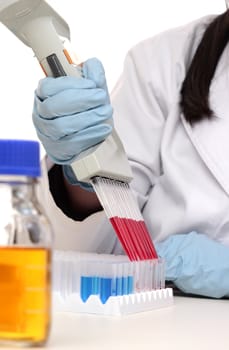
[0,0,225,156]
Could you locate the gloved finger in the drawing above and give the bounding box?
[34,87,109,118]
[36,76,96,100]
[62,165,94,191]
[155,235,189,281]
[33,104,113,140]
[82,58,110,95]
[36,123,112,164]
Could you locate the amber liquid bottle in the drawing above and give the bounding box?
[0,140,53,347]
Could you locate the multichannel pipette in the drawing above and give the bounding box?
[0,0,158,261]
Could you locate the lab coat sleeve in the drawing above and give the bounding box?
[35,156,120,253]
[111,31,184,211]
[156,232,229,298]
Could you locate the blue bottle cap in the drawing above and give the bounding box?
[0,139,41,177]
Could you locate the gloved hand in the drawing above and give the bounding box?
[32,57,113,188]
[155,232,229,298]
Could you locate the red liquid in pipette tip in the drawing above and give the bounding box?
[110,217,158,261]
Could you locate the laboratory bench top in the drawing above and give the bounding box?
[3,295,229,350]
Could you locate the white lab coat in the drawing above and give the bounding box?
[38,14,229,251]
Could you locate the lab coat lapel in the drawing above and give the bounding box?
[181,113,229,196]
[180,40,229,196]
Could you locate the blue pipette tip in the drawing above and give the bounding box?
[100,278,112,304]
[80,276,93,303]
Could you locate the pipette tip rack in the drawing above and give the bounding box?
[52,251,174,316]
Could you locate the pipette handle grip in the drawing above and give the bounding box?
[2,0,133,183]
[21,17,81,78]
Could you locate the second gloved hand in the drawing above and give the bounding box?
[155,232,229,298]
[32,58,113,165]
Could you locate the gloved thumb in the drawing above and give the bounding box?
[82,58,110,98]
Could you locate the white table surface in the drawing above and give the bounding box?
[3,296,229,350]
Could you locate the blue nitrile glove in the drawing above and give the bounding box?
[32,58,113,190]
[155,232,229,298]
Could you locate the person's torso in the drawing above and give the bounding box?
[139,15,229,246]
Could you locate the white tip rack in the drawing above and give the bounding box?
[52,251,174,316]
[53,288,173,316]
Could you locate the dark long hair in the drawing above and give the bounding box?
[180,11,229,125]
